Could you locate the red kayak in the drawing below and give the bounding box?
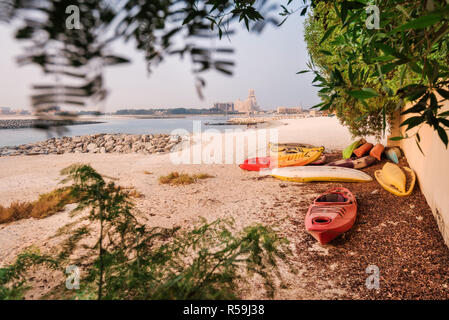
[239,155,327,171]
[239,157,271,171]
[305,187,357,245]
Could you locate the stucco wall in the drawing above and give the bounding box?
[389,97,449,247]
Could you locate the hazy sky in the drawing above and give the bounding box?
[0,14,320,111]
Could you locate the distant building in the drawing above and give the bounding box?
[212,102,234,112]
[309,110,316,117]
[16,109,31,115]
[0,107,13,115]
[234,89,260,113]
[276,106,302,114]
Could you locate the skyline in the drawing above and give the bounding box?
[0,14,320,111]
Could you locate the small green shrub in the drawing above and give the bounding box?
[0,249,57,300]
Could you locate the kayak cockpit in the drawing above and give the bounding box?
[316,193,348,203]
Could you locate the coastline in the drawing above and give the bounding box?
[0,119,104,130]
[2,117,448,300]
[0,117,384,156]
[0,118,448,299]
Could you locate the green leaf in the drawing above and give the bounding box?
[319,25,337,45]
[397,84,428,101]
[319,50,333,56]
[381,63,397,75]
[416,139,425,155]
[183,11,197,25]
[401,116,425,130]
[401,94,429,115]
[372,55,397,63]
[375,43,408,60]
[392,13,442,32]
[348,64,355,85]
[389,136,405,141]
[348,88,380,100]
[439,111,449,117]
[319,102,332,111]
[311,102,324,109]
[439,118,449,128]
[409,63,423,74]
[296,70,310,74]
[437,126,449,147]
[344,1,366,10]
[437,88,449,99]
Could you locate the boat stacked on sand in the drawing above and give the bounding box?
[239,140,416,245]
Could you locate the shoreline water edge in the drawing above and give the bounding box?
[0,116,284,156]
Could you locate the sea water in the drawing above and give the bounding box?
[0,115,245,147]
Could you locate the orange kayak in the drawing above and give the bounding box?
[370,143,385,161]
[354,143,373,158]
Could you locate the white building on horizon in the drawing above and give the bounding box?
[234,89,260,113]
[276,106,303,114]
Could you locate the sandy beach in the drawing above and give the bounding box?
[1,117,448,300]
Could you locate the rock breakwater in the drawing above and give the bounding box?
[0,133,182,157]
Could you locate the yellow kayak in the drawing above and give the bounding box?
[269,142,315,157]
[270,166,373,182]
[374,163,416,196]
[271,147,325,168]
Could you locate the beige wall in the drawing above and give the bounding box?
[389,95,449,247]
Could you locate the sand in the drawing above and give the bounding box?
[1,117,448,300]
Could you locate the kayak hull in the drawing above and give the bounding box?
[305,187,358,245]
[374,164,416,196]
[370,143,385,161]
[343,139,366,159]
[326,156,377,169]
[240,150,326,171]
[271,166,373,183]
[385,147,402,164]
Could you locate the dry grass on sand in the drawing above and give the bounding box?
[0,186,144,224]
[0,188,76,224]
[158,172,214,185]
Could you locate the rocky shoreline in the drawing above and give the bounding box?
[0,119,103,129]
[0,133,182,157]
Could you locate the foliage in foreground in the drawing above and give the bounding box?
[0,249,57,300]
[0,0,277,122]
[159,172,214,185]
[300,1,449,147]
[0,164,289,300]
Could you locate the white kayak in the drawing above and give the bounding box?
[270,166,373,183]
